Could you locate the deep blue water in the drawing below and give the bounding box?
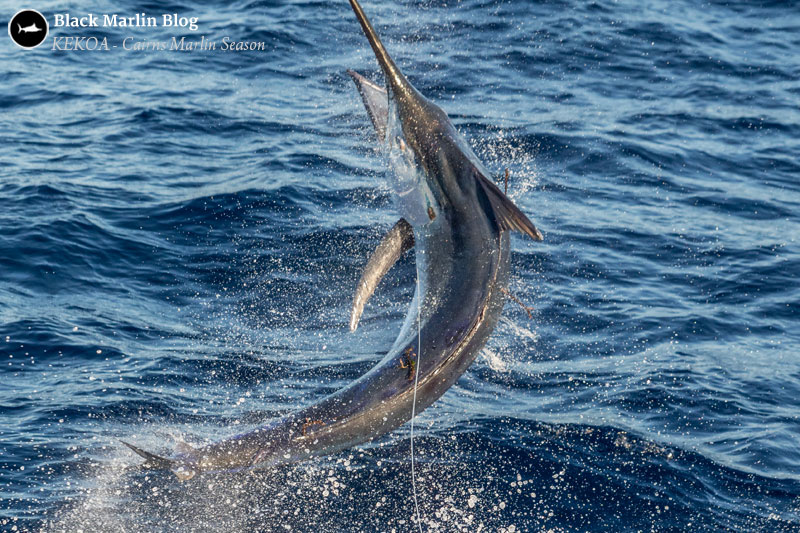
[2,0,800,531]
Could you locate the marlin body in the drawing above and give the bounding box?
[17,23,43,33]
[124,0,542,480]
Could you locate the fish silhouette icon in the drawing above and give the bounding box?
[18,23,43,33]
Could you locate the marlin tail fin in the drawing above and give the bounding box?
[121,440,174,470]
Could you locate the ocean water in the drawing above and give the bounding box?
[2,0,799,531]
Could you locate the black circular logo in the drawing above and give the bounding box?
[8,9,48,49]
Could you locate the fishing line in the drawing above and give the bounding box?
[410,260,423,532]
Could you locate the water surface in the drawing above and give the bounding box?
[1,0,799,531]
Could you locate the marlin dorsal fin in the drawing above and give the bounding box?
[350,218,414,331]
[475,169,543,241]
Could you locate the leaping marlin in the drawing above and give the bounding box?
[123,0,542,480]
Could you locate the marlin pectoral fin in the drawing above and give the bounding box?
[475,169,543,241]
[350,218,414,331]
[347,69,388,141]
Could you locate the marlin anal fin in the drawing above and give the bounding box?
[347,69,388,142]
[350,218,415,331]
[475,170,543,241]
